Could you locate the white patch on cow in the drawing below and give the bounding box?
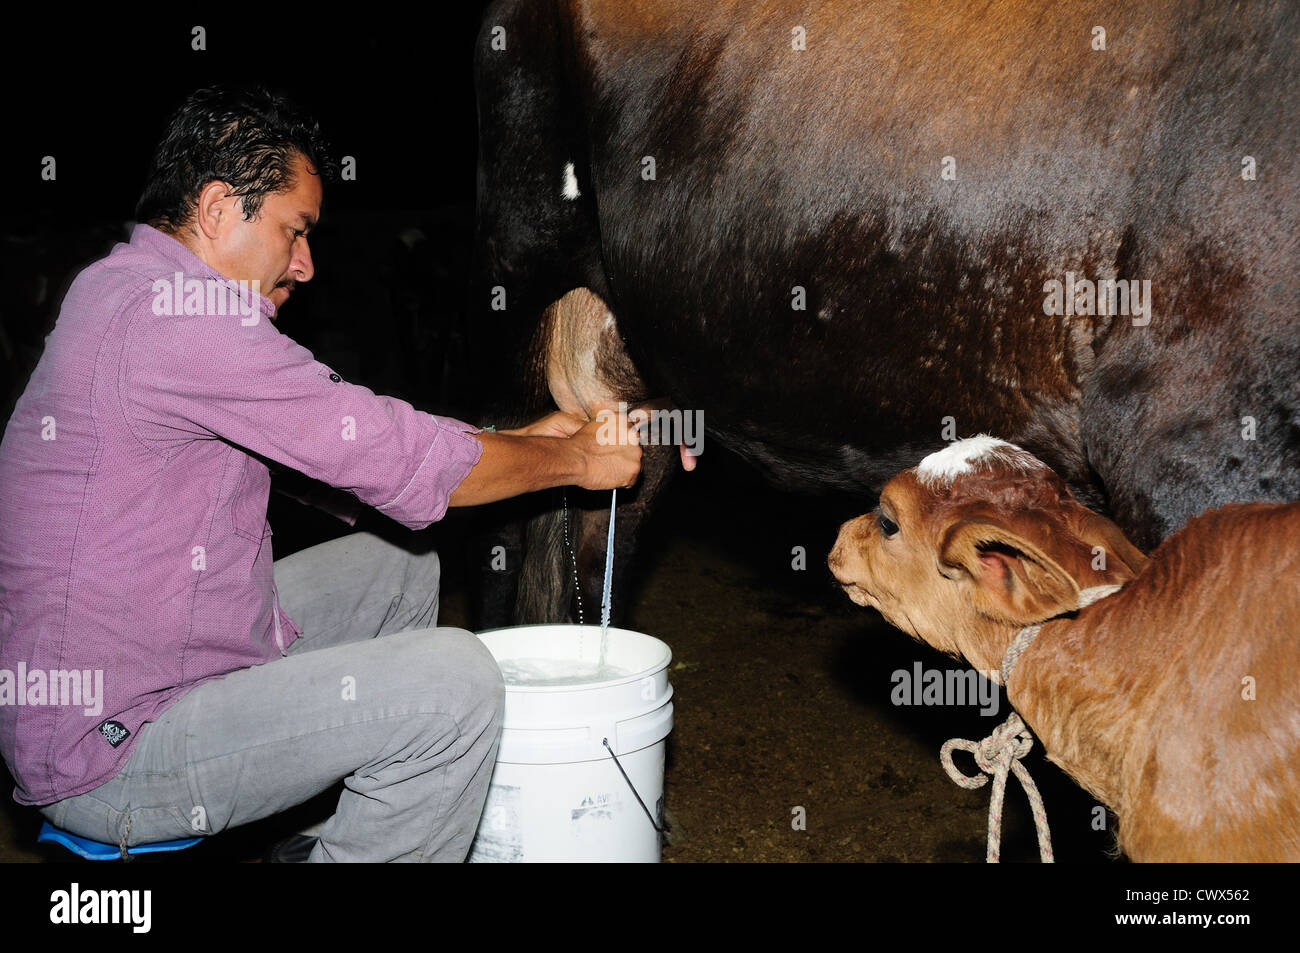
[916,435,1043,488]
[398,227,425,251]
[562,162,581,200]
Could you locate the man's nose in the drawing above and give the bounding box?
[292,235,315,283]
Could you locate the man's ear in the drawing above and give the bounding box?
[938,519,1081,626]
[193,179,235,241]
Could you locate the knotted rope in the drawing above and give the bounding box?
[941,712,1053,862]
[942,583,1126,863]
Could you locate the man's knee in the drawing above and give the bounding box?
[445,627,504,730]
[385,627,503,728]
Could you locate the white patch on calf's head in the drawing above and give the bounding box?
[916,435,1045,489]
[561,162,581,200]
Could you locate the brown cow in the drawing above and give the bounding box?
[472,0,1299,628]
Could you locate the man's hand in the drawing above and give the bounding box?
[448,409,644,507]
[570,410,642,490]
[508,408,698,472]
[500,411,588,439]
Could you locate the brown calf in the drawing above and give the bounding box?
[828,436,1300,861]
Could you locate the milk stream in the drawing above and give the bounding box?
[599,488,617,669]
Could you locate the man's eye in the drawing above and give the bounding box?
[878,514,899,537]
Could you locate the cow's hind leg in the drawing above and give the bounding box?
[469,0,607,627]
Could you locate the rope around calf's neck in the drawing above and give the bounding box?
[1001,584,1123,685]
[941,583,1126,863]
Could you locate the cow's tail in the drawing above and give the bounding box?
[515,492,573,624]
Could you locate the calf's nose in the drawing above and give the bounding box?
[827,516,869,580]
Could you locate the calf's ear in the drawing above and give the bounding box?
[1066,506,1148,578]
[938,519,1081,626]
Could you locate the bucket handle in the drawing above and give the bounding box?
[602,738,665,835]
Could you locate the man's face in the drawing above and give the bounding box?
[205,152,322,318]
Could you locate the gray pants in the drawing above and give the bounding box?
[39,532,505,862]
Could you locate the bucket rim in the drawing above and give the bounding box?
[476,624,672,693]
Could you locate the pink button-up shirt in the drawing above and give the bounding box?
[0,225,483,805]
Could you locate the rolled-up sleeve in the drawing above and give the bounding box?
[121,293,483,529]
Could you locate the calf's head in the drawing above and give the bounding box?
[828,436,1147,679]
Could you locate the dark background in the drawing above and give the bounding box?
[2,10,494,423]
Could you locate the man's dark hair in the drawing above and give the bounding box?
[136,85,338,233]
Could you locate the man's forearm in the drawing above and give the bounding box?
[447,432,585,506]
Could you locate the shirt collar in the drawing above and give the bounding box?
[129,224,277,321]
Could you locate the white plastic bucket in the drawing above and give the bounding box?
[467,624,674,863]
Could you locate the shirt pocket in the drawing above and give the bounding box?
[231,454,273,543]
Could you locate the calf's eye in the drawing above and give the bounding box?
[878,514,899,538]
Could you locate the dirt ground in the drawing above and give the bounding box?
[0,446,1122,864]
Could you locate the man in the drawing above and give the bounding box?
[0,85,644,861]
